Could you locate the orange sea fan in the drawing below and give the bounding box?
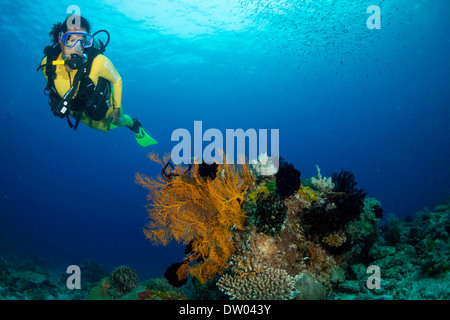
[135,151,255,284]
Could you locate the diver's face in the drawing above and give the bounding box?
[59,27,87,58]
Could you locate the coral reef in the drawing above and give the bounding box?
[133,154,449,301]
[330,201,450,300]
[387,204,449,277]
[1,159,448,301]
[135,159,372,299]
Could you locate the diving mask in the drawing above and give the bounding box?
[61,32,95,49]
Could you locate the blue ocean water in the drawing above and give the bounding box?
[0,0,449,281]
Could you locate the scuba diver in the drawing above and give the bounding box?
[37,15,157,147]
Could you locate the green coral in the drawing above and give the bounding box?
[265,180,277,193]
[109,266,138,294]
[360,197,382,235]
[246,181,276,205]
[88,266,138,300]
[138,278,188,300]
[413,206,450,276]
[298,185,320,203]
[88,277,114,300]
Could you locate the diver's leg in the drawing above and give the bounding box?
[114,112,144,138]
[127,117,145,138]
[121,114,134,128]
[105,107,156,146]
[105,107,133,128]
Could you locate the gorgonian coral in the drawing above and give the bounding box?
[135,152,255,284]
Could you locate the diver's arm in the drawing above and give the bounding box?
[40,57,48,81]
[90,54,123,109]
